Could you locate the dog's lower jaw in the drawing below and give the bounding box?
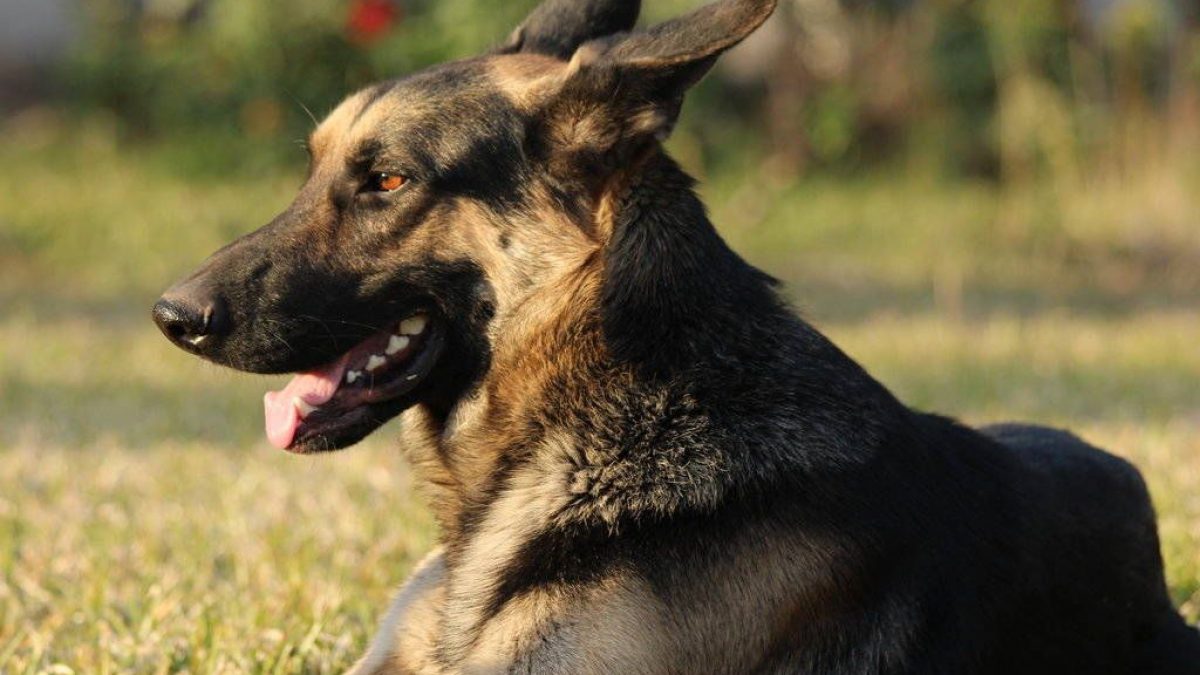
[265,312,445,453]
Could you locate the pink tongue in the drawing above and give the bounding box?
[263,356,349,449]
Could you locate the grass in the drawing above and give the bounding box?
[0,118,1198,673]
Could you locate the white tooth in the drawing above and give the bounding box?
[399,315,427,336]
[366,354,388,371]
[386,334,410,355]
[406,374,419,381]
[346,370,362,384]
[293,397,318,418]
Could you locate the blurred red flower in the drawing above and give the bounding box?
[347,0,401,44]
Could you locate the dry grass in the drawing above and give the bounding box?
[0,126,1197,672]
[0,439,434,674]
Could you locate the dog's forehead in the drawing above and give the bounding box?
[309,56,565,161]
[310,70,467,159]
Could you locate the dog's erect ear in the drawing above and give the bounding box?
[548,0,777,161]
[590,0,776,90]
[502,0,641,60]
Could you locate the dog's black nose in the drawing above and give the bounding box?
[152,294,228,349]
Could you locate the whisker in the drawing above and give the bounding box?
[288,92,319,127]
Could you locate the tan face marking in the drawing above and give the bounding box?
[487,53,569,110]
[307,84,436,181]
[307,89,374,168]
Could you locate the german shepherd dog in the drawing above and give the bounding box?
[152,0,1200,672]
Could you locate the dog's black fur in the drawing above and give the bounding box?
[154,0,1200,671]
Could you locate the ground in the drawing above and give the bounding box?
[0,123,1197,673]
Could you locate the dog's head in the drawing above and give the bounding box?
[153,0,775,453]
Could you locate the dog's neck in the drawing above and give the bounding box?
[402,148,899,548]
[598,151,787,378]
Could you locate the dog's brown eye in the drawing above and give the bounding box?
[366,172,407,193]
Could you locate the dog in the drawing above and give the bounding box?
[152,0,1200,672]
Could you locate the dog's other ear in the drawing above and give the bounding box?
[565,0,777,144]
[502,0,641,60]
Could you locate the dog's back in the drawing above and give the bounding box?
[741,412,1200,674]
[979,423,1200,674]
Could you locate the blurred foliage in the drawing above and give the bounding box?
[48,0,1200,181]
[59,0,513,170]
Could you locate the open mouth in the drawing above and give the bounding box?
[262,311,442,453]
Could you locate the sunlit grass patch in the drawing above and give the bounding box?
[0,439,435,674]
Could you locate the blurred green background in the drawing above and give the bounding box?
[1,0,1198,672]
